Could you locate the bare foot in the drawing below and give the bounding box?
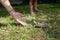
[10,12,27,26]
[30,11,35,16]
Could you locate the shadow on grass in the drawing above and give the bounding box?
[0,22,22,27]
[0,23,7,27]
[44,27,60,40]
[9,22,21,26]
[0,8,9,17]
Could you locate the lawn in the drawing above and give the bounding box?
[0,4,60,40]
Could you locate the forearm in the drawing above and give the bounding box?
[0,0,15,14]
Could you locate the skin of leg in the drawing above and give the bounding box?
[33,0,41,12]
[33,0,38,10]
[0,0,27,26]
[29,0,35,16]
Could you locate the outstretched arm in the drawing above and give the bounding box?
[0,0,27,26]
[0,0,15,14]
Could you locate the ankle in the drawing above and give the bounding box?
[34,8,38,11]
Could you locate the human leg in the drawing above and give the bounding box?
[33,0,37,11]
[33,0,40,12]
[29,0,35,16]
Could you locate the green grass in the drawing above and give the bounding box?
[0,4,60,40]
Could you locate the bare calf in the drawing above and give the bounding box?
[29,0,38,16]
